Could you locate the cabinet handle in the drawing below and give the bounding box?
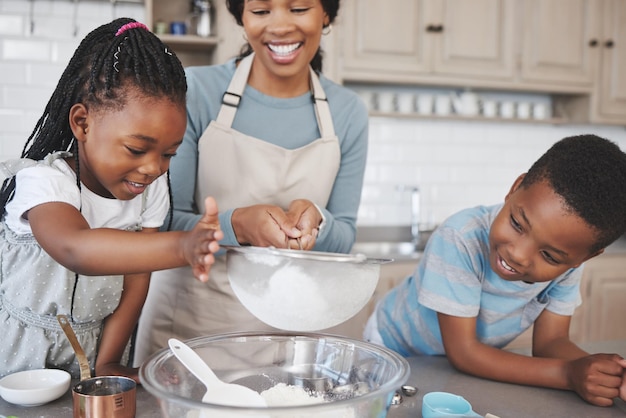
[605,39,615,48]
[425,24,444,33]
[588,39,598,47]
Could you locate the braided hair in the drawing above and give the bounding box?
[0,17,187,219]
[225,0,340,73]
[520,134,626,253]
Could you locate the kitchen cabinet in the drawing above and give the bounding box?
[520,0,600,89]
[339,0,626,125]
[543,0,626,125]
[144,0,242,67]
[339,0,516,86]
[578,252,626,341]
[591,0,626,123]
[144,0,217,66]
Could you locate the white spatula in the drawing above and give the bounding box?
[168,338,267,408]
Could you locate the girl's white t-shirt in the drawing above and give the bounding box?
[5,156,169,234]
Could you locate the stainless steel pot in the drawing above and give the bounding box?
[225,246,392,331]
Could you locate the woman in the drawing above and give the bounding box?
[134,0,368,363]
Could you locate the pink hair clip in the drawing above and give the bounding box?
[115,22,149,37]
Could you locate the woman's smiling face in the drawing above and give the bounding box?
[241,0,328,89]
[489,175,600,283]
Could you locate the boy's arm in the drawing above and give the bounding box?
[95,268,151,382]
[531,309,586,359]
[438,311,624,406]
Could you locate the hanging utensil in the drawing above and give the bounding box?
[72,0,79,37]
[28,0,35,35]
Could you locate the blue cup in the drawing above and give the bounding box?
[170,21,187,35]
[422,391,482,418]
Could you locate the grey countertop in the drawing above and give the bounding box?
[2,340,625,418]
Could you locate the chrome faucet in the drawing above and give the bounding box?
[397,185,420,245]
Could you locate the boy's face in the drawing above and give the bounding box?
[489,175,601,283]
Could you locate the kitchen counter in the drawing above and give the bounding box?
[2,340,625,418]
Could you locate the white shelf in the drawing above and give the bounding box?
[157,35,219,51]
[368,111,567,125]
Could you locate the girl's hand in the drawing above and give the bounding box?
[183,196,223,282]
[566,353,624,406]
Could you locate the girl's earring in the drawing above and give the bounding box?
[322,24,332,35]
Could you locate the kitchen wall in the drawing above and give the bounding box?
[360,117,626,227]
[2,1,626,229]
[0,0,144,158]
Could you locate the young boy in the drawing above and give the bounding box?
[364,134,626,407]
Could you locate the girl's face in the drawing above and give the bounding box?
[70,94,186,200]
[489,176,600,283]
[242,0,329,94]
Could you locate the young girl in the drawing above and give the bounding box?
[0,18,223,382]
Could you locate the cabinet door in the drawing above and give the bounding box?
[340,0,433,75]
[520,0,601,86]
[595,0,626,119]
[431,0,516,80]
[583,254,626,341]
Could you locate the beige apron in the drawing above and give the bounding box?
[134,54,340,364]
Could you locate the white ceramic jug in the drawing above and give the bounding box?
[451,90,480,116]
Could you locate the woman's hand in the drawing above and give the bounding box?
[284,199,322,250]
[232,204,300,248]
[231,200,322,250]
[182,196,223,282]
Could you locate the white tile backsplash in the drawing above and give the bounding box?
[2,39,51,61]
[0,0,144,160]
[359,117,626,227]
[1,1,625,229]
[0,15,24,35]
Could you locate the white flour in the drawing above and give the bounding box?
[260,383,326,406]
[260,383,355,418]
[230,259,379,331]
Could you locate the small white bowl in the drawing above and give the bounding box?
[0,369,71,406]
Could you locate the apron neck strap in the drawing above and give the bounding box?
[216,52,335,137]
[308,66,335,138]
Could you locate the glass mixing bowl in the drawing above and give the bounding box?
[140,332,410,418]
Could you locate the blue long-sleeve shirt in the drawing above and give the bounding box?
[166,59,369,254]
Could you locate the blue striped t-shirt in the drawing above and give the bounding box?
[375,204,582,356]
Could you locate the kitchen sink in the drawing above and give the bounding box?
[351,241,423,260]
[351,228,434,260]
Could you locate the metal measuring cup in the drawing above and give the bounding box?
[57,314,136,418]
